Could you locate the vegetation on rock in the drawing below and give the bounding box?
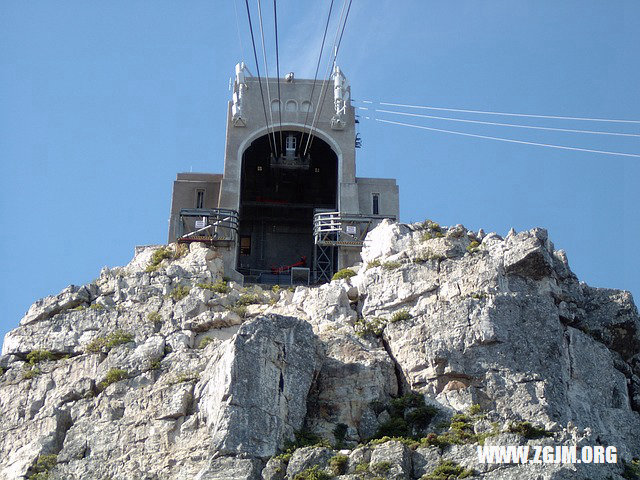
[332,268,356,281]
[85,330,133,353]
[98,368,128,390]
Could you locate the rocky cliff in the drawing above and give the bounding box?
[1,220,639,480]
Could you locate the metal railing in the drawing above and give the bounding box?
[313,211,395,247]
[174,208,239,243]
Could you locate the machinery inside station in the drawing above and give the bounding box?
[237,131,338,282]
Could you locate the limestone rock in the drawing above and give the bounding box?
[0,224,638,480]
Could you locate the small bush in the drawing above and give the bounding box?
[390,310,412,323]
[27,454,57,480]
[623,459,640,480]
[355,317,387,337]
[271,284,282,294]
[147,311,162,323]
[414,251,444,263]
[367,259,381,269]
[284,428,329,452]
[98,368,128,390]
[274,452,292,463]
[148,359,161,370]
[371,461,392,475]
[199,337,215,349]
[382,261,402,270]
[197,280,229,294]
[236,293,261,306]
[146,247,173,272]
[329,454,349,475]
[468,404,483,415]
[293,466,332,480]
[169,371,200,385]
[421,460,474,479]
[332,268,356,281]
[26,350,55,366]
[508,421,552,439]
[71,305,86,311]
[470,292,487,300]
[85,330,134,354]
[89,303,104,311]
[333,423,348,449]
[466,241,480,254]
[174,243,189,258]
[23,367,41,380]
[355,462,369,473]
[169,285,190,301]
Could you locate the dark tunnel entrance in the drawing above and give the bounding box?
[237,130,338,283]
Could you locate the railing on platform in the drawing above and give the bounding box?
[313,211,395,247]
[174,208,239,244]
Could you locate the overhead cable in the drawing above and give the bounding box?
[370,108,640,138]
[256,0,278,155]
[232,0,246,61]
[244,0,274,155]
[304,0,353,156]
[274,0,283,153]
[374,118,640,158]
[367,101,640,124]
[299,0,335,151]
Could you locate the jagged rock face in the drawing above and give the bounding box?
[1,222,639,479]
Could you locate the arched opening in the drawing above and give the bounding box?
[237,130,338,281]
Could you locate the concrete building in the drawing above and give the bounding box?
[168,63,399,284]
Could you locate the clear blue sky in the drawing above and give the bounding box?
[1,1,639,345]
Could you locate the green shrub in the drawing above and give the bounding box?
[332,268,356,281]
[169,285,190,301]
[390,310,412,323]
[470,292,487,300]
[284,428,329,452]
[421,460,474,479]
[382,261,402,270]
[355,462,369,473]
[371,461,392,474]
[273,452,292,463]
[293,465,332,480]
[197,280,230,294]
[329,454,349,475]
[468,404,483,415]
[199,337,215,349]
[466,241,480,254]
[86,330,134,354]
[623,459,640,480]
[236,293,261,306]
[26,350,54,366]
[148,360,161,370]
[271,284,282,294]
[371,393,438,441]
[354,316,387,338]
[23,367,41,380]
[146,247,173,272]
[147,311,162,323]
[169,371,200,385]
[508,421,552,439]
[0,367,5,376]
[89,303,104,310]
[27,454,58,480]
[98,368,128,390]
[333,423,348,449]
[414,251,444,263]
[174,243,189,258]
[367,259,381,269]
[71,305,86,311]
